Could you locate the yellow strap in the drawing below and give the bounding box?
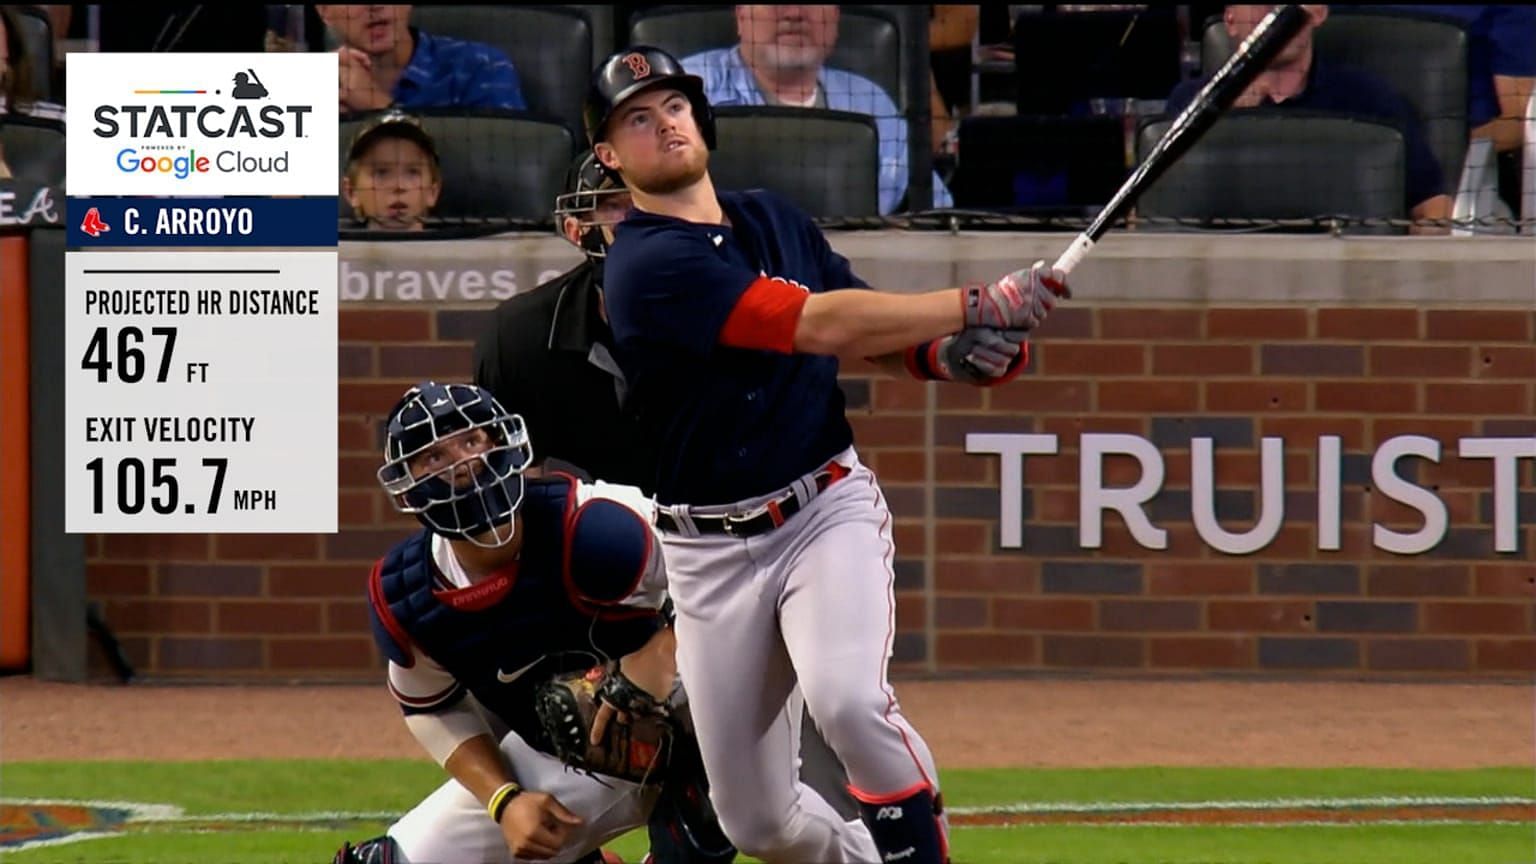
[486,781,522,823]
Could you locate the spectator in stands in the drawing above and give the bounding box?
[681,4,955,214]
[1365,4,1534,210]
[1365,5,1535,155]
[1167,5,1452,233]
[316,5,526,113]
[928,6,977,155]
[342,110,442,231]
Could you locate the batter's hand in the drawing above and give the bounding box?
[964,261,1069,331]
[500,791,584,860]
[933,328,1028,383]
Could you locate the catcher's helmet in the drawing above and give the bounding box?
[583,46,716,149]
[377,381,533,548]
[553,150,629,259]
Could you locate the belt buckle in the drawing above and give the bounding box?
[724,503,766,535]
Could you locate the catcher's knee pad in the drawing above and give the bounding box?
[331,834,402,864]
[850,784,948,864]
[645,733,736,864]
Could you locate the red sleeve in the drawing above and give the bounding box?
[718,276,810,353]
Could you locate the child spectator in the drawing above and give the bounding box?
[342,110,442,231]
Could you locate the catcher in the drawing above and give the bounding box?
[333,381,734,864]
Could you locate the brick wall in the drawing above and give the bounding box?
[84,304,1536,679]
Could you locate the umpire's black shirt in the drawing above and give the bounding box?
[473,261,650,489]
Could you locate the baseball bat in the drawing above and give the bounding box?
[1051,4,1311,276]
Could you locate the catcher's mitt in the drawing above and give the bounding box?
[533,661,675,785]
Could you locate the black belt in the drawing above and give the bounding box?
[656,462,851,537]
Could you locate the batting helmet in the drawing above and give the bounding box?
[553,150,629,259]
[583,46,716,149]
[377,381,533,548]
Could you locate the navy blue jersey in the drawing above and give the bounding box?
[603,188,869,505]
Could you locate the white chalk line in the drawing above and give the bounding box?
[965,819,1535,830]
[945,795,1536,815]
[3,795,1531,850]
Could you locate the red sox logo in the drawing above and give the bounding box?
[621,52,652,80]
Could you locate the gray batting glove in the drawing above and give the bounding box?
[964,260,1070,331]
[936,328,1029,384]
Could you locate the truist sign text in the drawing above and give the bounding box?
[967,434,1535,555]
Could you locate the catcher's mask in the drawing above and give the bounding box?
[377,381,532,548]
[553,150,630,259]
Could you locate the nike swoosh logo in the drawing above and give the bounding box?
[496,657,542,684]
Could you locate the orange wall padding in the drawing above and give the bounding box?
[0,235,31,668]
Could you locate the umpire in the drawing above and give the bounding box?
[472,150,860,823]
[474,150,642,484]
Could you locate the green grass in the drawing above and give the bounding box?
[2,761,1531,864]
[1,760,445,815]
[943,766,1536,805]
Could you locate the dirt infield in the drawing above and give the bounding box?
[1,676,1531,769]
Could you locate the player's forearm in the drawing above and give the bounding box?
[637,621,677,657]
[619,624,678,702]
[443,733,521,803]
[793,288,961,359]
[867,352,914,378]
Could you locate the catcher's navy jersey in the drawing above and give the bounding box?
[366,475,662,746]
[603,189,868,506]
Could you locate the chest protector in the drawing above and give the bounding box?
[368,475,660,744]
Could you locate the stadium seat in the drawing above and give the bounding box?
[626,5,910,110]
[1134,112,1408,235]
[0,114,65,185]
[709,106,881,219]
[338,110,574,224]
[9,6,55,103]
[1201,9,1469,194]
[408,6,609,135]
[564,5,619,65]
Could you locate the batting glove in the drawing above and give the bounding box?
[964,260,1070,331]
[909,328,1029,386]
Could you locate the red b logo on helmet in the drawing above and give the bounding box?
[621,52,652,80]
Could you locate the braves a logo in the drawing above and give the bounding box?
[621,52,652,80]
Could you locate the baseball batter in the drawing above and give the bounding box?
[583,47,1068,864]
